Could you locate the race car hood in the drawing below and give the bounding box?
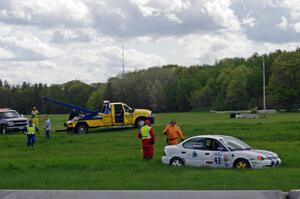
[250,149,279,158]
[234,149,279,159]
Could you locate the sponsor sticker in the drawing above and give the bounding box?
[192,151,198,158]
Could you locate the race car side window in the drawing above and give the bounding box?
[183,138,205,150]
[204,138,228,151]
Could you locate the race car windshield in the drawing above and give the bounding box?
[221,137,252,151]
[0,111,20,118]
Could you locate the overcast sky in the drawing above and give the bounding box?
[0,0,299,85]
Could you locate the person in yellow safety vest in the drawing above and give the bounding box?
[23,120,39,147]
[31,107,39,127]
[137,120,155,160]
[163,120,185,145]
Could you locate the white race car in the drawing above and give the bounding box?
[161,135,281,169]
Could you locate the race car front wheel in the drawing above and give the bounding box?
[234,159,251,169]
[170,157,185,167]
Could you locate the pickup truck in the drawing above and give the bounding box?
[66,102,155,134]
[0,108,29,134]
[42,97,154,134]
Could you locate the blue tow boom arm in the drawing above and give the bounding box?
[42,96,100,120]
[42,96,95,114]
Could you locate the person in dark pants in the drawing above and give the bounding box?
[23,120,39,147]
[69,108,79,120]
[44,115,51,139]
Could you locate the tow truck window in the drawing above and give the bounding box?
[124,105,132,113]
[115,104,124,113]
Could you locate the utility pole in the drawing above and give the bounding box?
[122,46,125,77]
[263,59,266,112]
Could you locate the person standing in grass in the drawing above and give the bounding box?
[23,120,39,147]
[31,106,39,128]
[44,115,51,139]
[163,120,185,145]
[137,120,155,160]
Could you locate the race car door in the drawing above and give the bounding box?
[202,138,231,168]
[181,137,206,167]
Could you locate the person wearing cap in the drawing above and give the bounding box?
[23,120,39,147]
[101,100,110,114]
[137,119,155,160]
[163,120,185,145]
[44,115,51,139]
[31,107,39,128]
[69,108,79,120]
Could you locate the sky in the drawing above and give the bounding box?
[0,0,299,85]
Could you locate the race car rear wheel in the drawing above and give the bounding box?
[234,159,251,169]
[0,125,7,134]
[170,157,185,167]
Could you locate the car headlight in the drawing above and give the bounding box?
[7,122,14,126]
[257,155,266,161]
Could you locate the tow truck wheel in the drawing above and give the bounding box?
[75,123,88,134]
[0,125,7,134]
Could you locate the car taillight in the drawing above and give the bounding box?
[257,155,264,161]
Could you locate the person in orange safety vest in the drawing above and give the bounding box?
[163,120,184,145]
[137,120,155,160]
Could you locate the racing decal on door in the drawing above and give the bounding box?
[214,156,222,164]
[213,152,223,165]
[192,151,198,158]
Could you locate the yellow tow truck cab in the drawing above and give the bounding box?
[65,102,154,134]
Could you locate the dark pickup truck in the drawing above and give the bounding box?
[0,108,28,134]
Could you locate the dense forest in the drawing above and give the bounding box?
[0,49,299,114]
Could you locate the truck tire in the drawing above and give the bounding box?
[1,125,7,134]
[75,123,88,134]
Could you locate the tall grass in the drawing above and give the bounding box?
[0,112,299,190]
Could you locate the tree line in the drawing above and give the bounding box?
[0,48,299,114]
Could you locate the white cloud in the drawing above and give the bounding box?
[277,16,289,30]
[294,23,300,32]
[0,0,299,85]
[203,0,240,31]
[0,25,61,61]
[179,31,298,64]
[0,48,14,59]
[241,17,256,27]
[0,0,91,27]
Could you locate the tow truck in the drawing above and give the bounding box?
[42,97,154,134]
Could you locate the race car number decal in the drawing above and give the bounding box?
[214,156,222,164]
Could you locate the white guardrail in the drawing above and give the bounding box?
[1,190,300,199]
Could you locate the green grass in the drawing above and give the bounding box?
[0,112,300,190]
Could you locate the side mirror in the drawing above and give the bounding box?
[131,108,135,113]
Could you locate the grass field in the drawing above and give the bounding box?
[0,112,300,190]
